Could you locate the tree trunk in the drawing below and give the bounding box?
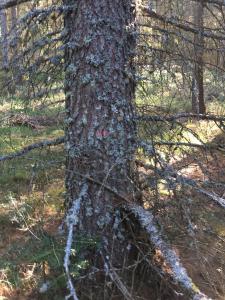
[10,6,17,51]
[192,0,205,114]
[0,9,9,69]
[64,0,137,264]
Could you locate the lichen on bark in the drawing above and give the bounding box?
[64,0,137,235]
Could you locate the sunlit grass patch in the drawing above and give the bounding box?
[0,176,65,298]
[0,100,67,298]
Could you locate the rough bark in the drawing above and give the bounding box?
[64,0,137,239]
[63,2,138,297]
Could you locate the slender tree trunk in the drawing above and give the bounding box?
[64,0,137,250]
[10,6,17,51]
[0,9,9,69]
[192,0,205,114]
[11,6,16,30]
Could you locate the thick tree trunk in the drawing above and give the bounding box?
[61,2,213,299]
[192,0,205,114]
[64,0,137,241]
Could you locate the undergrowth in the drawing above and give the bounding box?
[0,98,225,299]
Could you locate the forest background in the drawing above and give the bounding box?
[0,0,225,299]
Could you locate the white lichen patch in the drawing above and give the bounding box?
[64,183,88,300]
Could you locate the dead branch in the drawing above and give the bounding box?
[153,141,225,150]
[197,188,225,208]
[102,254,134,300]
[125,203,211,300]
[139,141,225,210]
[0,136,64,162]
[194,0,225,7]
[141,6,225,41]
[136,113,225,123]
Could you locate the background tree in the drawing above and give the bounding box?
[0,8,9,69]
[192,0,205,114]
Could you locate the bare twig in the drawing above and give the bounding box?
[102,254,134,300]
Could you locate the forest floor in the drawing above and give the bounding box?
[0,101,225,300]
[157,143,225,299]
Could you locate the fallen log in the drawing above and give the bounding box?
[7,113,64,129]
